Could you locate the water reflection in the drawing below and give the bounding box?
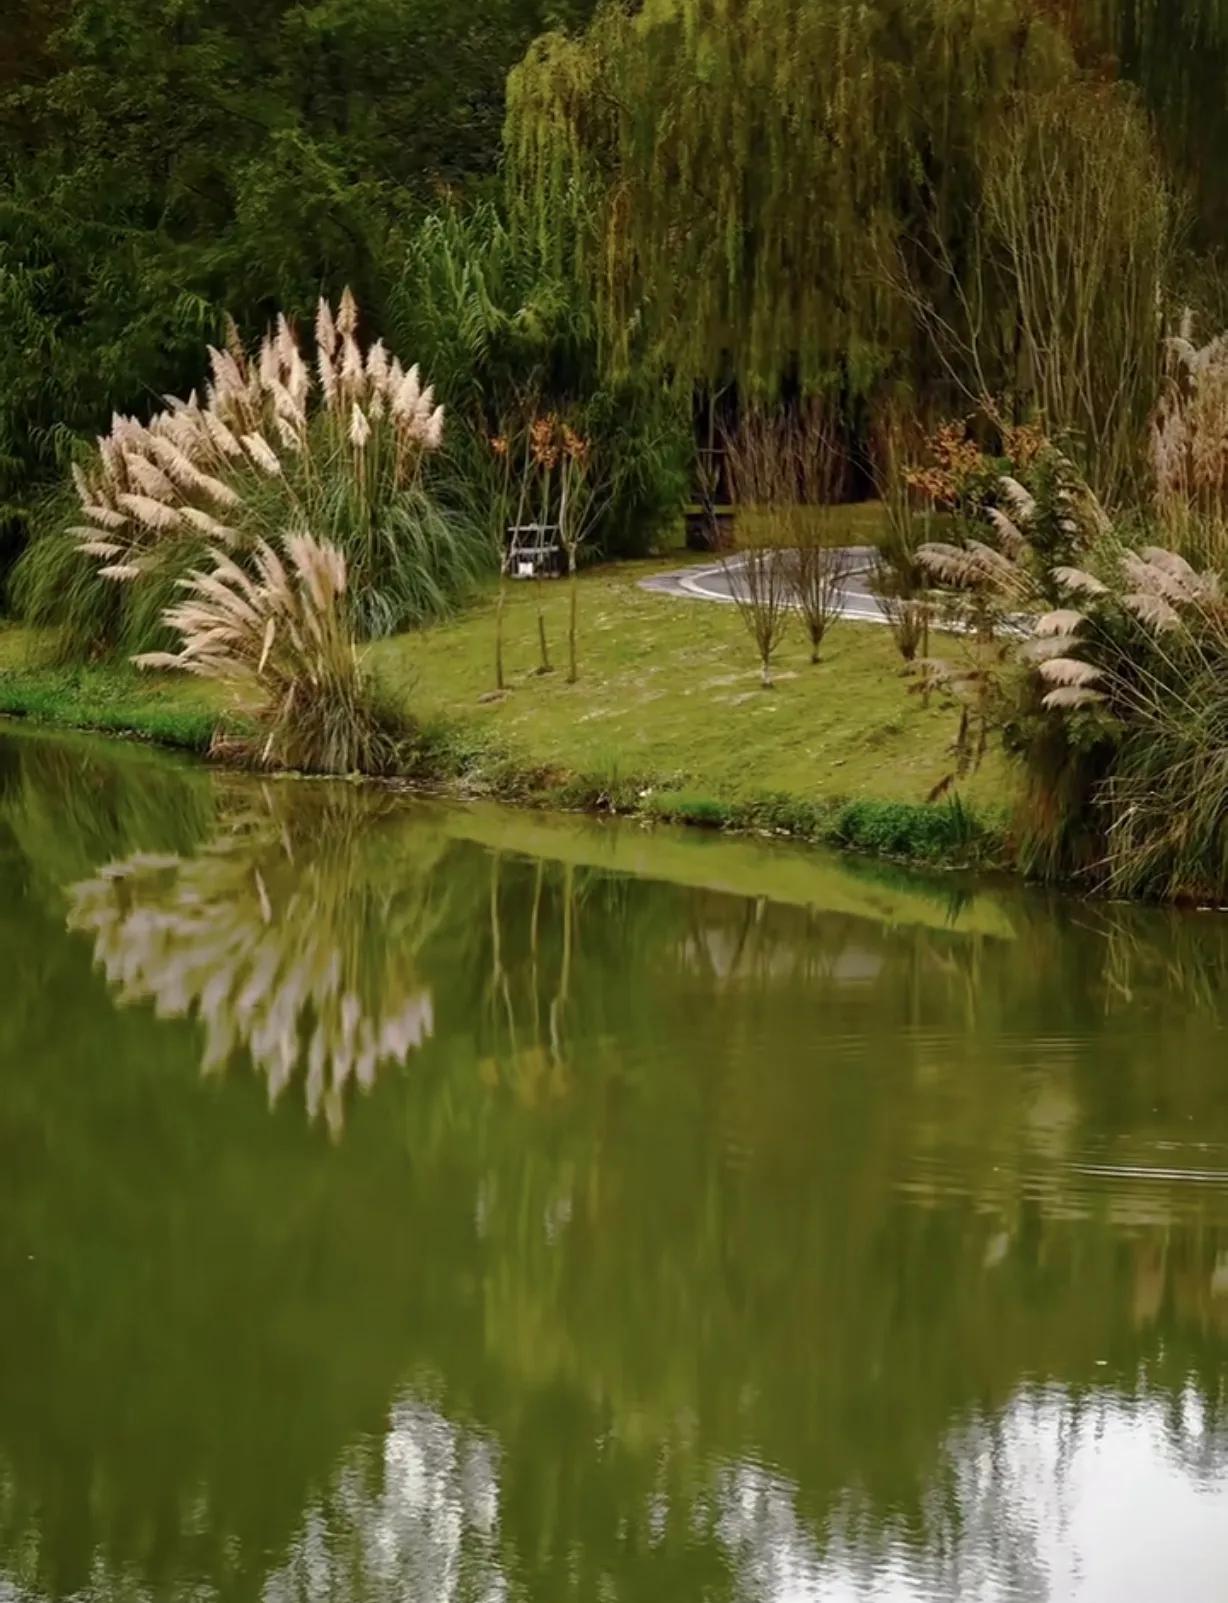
[67,786,439,1135]
[265,1401,507,1603]
[3,728,1228,1601]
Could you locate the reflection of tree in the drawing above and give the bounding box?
[67,784,440,1135]
[264,1400,507,1603]
[479,852,581,1103]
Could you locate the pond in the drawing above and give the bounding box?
[3,725,1228,1602]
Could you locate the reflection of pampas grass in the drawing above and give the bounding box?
[136,532,398,774]
[67,789,444,1137]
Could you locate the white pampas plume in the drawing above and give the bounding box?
[1041,685,1105,711]
[393,364,421,420]
[999,476,1036,521]
[317,342,337,408]
[1166,333,1198,369]
[1122,591,1181,631]
[1037,657,1103,689]
[207,345,246,399]
[98,564,146,583]
[117,494,181,533]
[242,433,283,476]
[315,296,337,357]
[276,313,297,369]
[147,435,212,494]
[98,435,124,484]
[1053,566,1108,598]
[365,339,389,390]
[125,450,177,499]
[203,410,243,460]
[336,286,358,338]
[1034,609,1087,638]
[71,463,93,506]
[270,380,305,430]
[349,404,371,448]
[223,312,246,365]
[422,403,445,451]
[74,538,124,560]
[110,413,143,448]
[193,471,239,509]
[180,507,238,543]
[286,347,311,411]
[987,506,1025,557]
[275,416,305,453]
[258,335,279,389]
[340,335,364,392]
[82,504,128,530]
[160,409,208,457]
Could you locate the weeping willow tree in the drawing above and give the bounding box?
[505,0,1176,497]
[1092,0,1228,242]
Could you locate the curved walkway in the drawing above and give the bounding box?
[640,546,891,626]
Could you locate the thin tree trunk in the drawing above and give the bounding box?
[536,467,553,673]
[537,590,552,674]
[495,576,507,691]
[567,549,578,683]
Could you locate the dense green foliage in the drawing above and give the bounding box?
[0,0,597,569]
[5,0,1228,575]
[388,203,690,558]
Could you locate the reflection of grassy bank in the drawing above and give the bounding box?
[0,565,1012,873]
[439,799,1016,940]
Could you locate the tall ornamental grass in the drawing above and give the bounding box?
[13,291,486,656]
[135,531,400,776]
[1022,548,1228,902]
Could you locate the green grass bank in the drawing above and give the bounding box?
[0,559,1014,869]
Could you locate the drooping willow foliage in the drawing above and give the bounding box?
[505,0,1177,497]
[1094,0,1228,240]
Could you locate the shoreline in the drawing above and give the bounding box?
[0,665,1008,875]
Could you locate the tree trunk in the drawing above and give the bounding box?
[567,549,578,684]
[537,587,552,674]
[495,577,507,691]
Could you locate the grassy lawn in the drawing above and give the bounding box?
[0,625,220,750]
[369,561,1014,838]
[0,535,1017,864]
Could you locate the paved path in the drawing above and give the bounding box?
[641,546,892,626]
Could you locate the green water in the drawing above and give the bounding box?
[4,727,1228,1603]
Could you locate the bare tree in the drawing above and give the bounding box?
[726,541,792,687]
[786,405,849,661]
[722,410,795,687]
[557,421,608,684]
[869,411,931,664]
[724,402,852,681]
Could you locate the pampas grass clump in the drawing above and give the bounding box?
[138,531,400,775]
[1153,314,1228,568]
[14,290,484,654]
[1037,546,1228,900]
